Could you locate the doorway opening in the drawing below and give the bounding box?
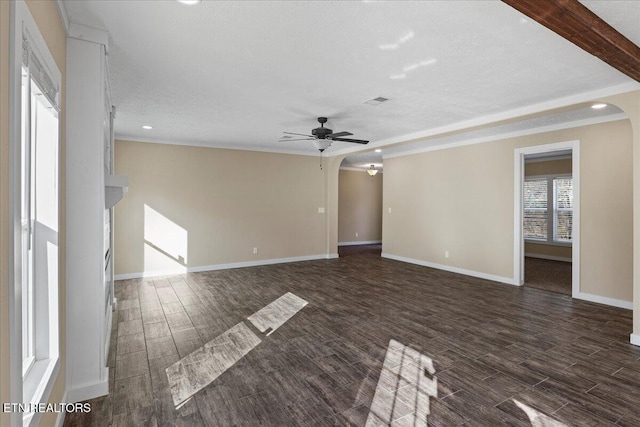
[514,141,580,297]
[337,155,383,257]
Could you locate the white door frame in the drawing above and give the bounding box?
[513,140,580,297]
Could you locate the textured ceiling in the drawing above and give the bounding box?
[580,1,640,46]
[63,1,639,157]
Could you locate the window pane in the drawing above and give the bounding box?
[524,178,547,209]
[21,66,35,377]
[524,210,547,239]
[33,79,59,232]
[554,178,572,209]
[555,210,572,241]
[524,178,547,239]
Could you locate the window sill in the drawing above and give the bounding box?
[525,239,572,247]
[23,357,60,427]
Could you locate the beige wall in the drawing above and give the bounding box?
[0,2,10,424]
[114,140,329,276]
[525,158,572,177]
[383,119,633,302]
[525,242,572,261]
[338,169,383,244]
[601,92,640,339]
[0,1,67,426]
[524,158,573,260]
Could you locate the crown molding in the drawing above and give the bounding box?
[329,82,639,158]
[68,22,109,51]
[55,0,70,35]
[383,113,628,160]
[114,134,323,157]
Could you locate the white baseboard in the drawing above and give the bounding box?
[115,253,337,280]
[573,292,632,310]
[525,253,572,263]
[381,253,516,285]
[630,333,640,347]
[65,378,109,403]
[338,240,382,246]
[54,391,67,427]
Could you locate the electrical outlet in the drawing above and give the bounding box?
[445,250,449,258]
[355,232,359,238]
[253,247,258,254]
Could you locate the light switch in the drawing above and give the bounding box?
[318,207,325,214]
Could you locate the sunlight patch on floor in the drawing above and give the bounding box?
[366,339,437,426]
[166,292,308,407]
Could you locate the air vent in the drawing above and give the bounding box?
[363,96,389,106]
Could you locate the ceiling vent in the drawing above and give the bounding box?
[363,96,389,106]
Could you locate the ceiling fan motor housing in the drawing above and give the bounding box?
[312,127,332,139]
[313,116,332,139]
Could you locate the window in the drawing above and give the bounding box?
[21,66,36,378]
[11,2,62,425]
[21,69,60,377]
[524,175,573,243]
[523,178,547,240]
[553,178,573,242]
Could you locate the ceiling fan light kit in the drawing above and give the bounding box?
[312,140,332,152]
[279,117,369,153]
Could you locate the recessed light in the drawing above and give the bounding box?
[591,103,607,109]
[142,125,153,130]
[177,0,201,4]
[375,149,382,153]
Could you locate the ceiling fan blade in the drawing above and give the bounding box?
[278,138,315,142]
[283,132,314,137]
[331,137,369,144]
[329,131,353,138]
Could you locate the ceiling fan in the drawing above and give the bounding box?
[279,117,369,152]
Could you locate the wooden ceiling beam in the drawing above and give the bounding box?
[501,0,640,82]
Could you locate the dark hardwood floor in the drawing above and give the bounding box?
[65,250,640,426]
[524,257,572,296]
[338,243,382,257]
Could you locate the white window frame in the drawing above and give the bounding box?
[524,173,573,247]
[9,2,61,426]
[21,66,36,379]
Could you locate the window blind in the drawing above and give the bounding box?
[524,178,548,240]
[22,30,60,112]
[553,178,573,241]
